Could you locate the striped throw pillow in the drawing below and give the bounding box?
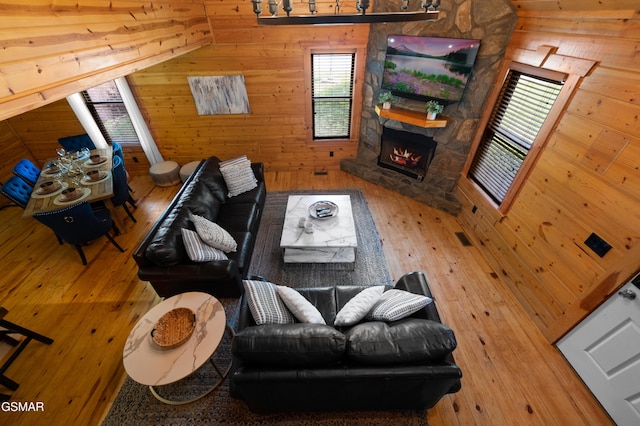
[181,228,228,262]
[243,280,295,325]
[367,289,433,322]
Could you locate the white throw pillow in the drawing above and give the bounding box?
[334,286,384,327]
[181,228,228,262]
[243,280,295,325]
[277,286,326,324]
[366,289,433,322]
[219,155,258,197]
[189,212,237,253]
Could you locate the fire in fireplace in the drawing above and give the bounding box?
[377,127,437,181]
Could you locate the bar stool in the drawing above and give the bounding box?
[0,307,54,400]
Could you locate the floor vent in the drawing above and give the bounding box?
[455,231,472,247]
[314,171,328,176]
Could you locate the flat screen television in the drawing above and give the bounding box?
[381,35,480,104]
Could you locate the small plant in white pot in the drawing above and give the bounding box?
[378,91,393,109]
[425,100,444,120]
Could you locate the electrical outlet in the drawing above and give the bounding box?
[584,233,612,258]
[329,151,334,157]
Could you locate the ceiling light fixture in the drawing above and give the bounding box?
[252,0,440,25]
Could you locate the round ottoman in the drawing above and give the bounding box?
[179,161,200,183]
[149,161,181,187]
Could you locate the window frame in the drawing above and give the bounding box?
[462,53,594,213]
[304,47,363,143]
[310,52,356,140]
[81,80,140,146]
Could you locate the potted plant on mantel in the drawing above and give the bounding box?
[425,100,444,120]
[378,91,393,109]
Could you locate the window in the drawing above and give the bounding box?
[468,69,564,205]
[82,80,140,145]
[311,53,355,139]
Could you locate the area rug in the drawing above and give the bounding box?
[248,189,392,287]
[102,190,428,425]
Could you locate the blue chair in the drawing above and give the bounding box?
[1,176,32,208]
[12,159,40,187]
[1,177,64,244]
[112,141,124,161]
[111,155,136,223]
[112,141,135,196]
[33,202,124,265]
[58,134,96,152]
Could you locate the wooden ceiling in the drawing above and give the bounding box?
[0,0,637,121]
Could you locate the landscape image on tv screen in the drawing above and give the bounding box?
[381,35,480,103]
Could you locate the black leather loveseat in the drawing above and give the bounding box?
[133,156,266,298]
[230,271,462,412]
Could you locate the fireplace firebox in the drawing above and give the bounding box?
[377,127,437,181]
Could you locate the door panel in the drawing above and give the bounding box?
[557,272,640,426]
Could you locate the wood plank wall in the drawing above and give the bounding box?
[0,0,212,121]
[457,3,640,342]
[125,0,369,170]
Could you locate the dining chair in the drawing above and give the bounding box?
[111,155,137,222]
[0,176,32,208]
[32,201,124,265]
[58,133,96,152]
[112,141,124,161]
[1,177,64,245]
[12,159,40,187]
[112,141,136,197]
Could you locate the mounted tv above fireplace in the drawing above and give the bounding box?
[381,35,480,104]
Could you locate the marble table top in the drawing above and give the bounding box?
[122,292,226,386]
[280,195,357,263]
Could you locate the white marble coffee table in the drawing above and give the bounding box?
[122,292,231,404]
[280,194,357,264]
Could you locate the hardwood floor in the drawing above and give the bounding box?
[0,170,612,425]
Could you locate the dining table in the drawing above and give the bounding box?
[23,148,127,234]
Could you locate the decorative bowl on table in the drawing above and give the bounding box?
[151,307,196,350]
[60,187,82,201]
[43,165,61,176]
[86,170,102,181]
[37,181,61,195]
[308,200,339,219]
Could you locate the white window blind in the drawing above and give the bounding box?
[82,81,140,145]
[469,70,563,204]
[311,54,355,139]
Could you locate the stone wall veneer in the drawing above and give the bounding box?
[341,0,517,215]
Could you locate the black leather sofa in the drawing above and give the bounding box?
[133,156,266,298]
[230,271,462,412]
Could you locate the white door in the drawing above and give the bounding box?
[557,272,640,426]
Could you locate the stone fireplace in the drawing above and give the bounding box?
[340,0,517,215]
[378,127,437,181]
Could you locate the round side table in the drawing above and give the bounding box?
[122,292,232,405]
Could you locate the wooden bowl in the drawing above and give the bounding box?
[151,308,196,349]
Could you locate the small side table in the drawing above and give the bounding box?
[122,292,232,405]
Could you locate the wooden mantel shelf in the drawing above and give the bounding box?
[375,104,448,128]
